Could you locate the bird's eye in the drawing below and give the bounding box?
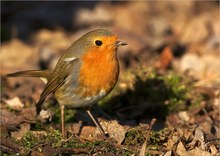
[95,40,102,46]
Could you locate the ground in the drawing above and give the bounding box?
[1,1,219,156]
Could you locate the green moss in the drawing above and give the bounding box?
[46,130,63,147]
[123,126,147,146]
[149,128,168,145]
[21,132,33,148]
[90,141,134,156]
[20,129,133,155]
[51,105,77,124]
[123,126,172,155]
[161,74,188,112]
[32,121,45,130]
[21,132,44,152]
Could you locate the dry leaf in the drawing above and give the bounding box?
[183,129,193,142]
[160,46,173,69]
[209,144,218,155]
[21,108,37,122]
[66,123,98,141]
[4,97,24,110]
[188,147,212,156]
[139,139,147,156]
[11,123,30,140]
[66,123,82,135]
[166,138,176,150]
[188,128,205,150]
[176,142,187,156]
[0,109,25,126]
[80,126,96,140]
[98,120,128,144]
[30,151,44,156]
[178,111,190,122]
[162,150,172,156]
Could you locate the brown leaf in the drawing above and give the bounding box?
[98,120,128,144]
[159,46,173,69]
[183,129,194,142]
[166,138,176,150]
[0,109,25,127]
[0,108,36,132]
[66,123,98,141]
[80,126,96,140]
[0,137,27,154]
[11,123,30,140]
[176,142,187,156]
[21,107,37,122]
[188,128,205,150]
[163,150,172,156]
[30,151,44,156]
[139,139,147,156]
[209,144,218,155]
[188,147,212,156]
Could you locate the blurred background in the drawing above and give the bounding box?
[1,0,219,138]
[1,1,219,73]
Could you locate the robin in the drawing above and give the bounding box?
[7,29,127,137]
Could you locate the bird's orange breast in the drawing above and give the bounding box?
[78,45,119,97]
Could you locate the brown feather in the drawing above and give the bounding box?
[6,70,51,79]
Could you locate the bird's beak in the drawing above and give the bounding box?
[115,41,127,47]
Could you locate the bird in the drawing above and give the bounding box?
[6,29,127,137]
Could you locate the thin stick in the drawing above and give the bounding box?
[86,110,108,137]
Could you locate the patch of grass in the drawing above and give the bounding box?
[123,126,171,153]
[20,130,134,155]
[149,128,169,146]
[161,74,188,113]
[5,106,20,114]
[91,141,134,156]
[21,131,44,151]
[46,130,63,147]
[123,126,147,146]
[21,130,72,151]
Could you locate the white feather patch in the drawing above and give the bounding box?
[64,57,77,62]
[40,77,48,84]
[85,97,92,101]
[99,90,106,96]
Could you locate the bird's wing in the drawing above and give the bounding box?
[36,57,79,114]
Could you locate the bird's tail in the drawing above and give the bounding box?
[6,70,52,115]
[6,70,52,79]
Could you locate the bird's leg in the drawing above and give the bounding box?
[86,110,108,138]
[61,105,65,138]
